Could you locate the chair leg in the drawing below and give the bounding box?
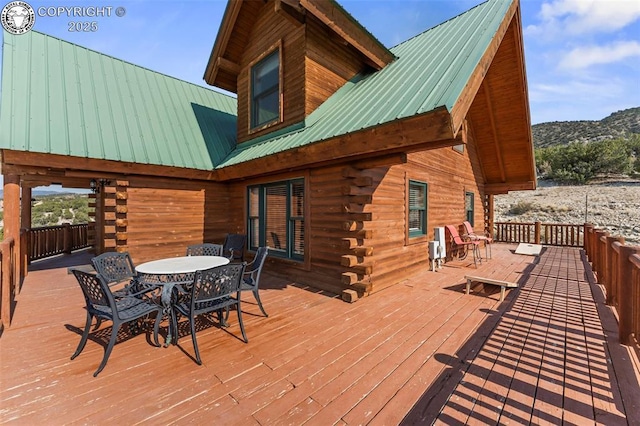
[72,311,93,360]
[94,322,119,377]
[253,289,268,317]
[93,317,103,331]
[189,316,202,365]
[152,312,162,347]
[236,299,248,343]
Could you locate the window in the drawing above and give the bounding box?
[251,50,280,129]
[408,180,427,237]
[247,178,304,260]
[465,191,474,227]
[453,144,465,154]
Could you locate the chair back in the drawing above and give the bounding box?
[462,221,475,235]
[445,225,466,245]
[191,263,246,306]
[91,252,136,285]
[72,269,114,310]
[223,234,246,261]
[186,243,223,257]
[248,247,269,282]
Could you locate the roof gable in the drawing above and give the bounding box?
[0,30,238,171]
[204,0,395,91]
[216,0,520,169]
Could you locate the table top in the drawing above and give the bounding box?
[135,256,230,275]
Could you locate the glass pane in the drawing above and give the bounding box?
[254,90,279,126]
[465,193,473,211]
[409,183,424,209]
[249,218,259,249]
[290,180,304,217]
[265,184,287,252]
[409,210,421,231]
[292,219,304,256]
[253,52,279,94]
[249,187,259,216]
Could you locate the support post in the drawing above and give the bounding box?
[3,174,21,295]
[618,245,640,346]
[534,221,541,244]
[20,186,32,280]
[63,223,72,254]
[605,236,624,306]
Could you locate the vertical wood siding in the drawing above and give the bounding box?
[236,3,305,143]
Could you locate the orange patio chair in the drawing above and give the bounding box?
[444,224,482,267]
[462,221,493,259]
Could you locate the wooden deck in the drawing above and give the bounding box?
[1,245,638,424]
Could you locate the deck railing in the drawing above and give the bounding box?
[584,223,640,356]
[494,221,584,247]
[24,223,92,262]
[1,237,16,329]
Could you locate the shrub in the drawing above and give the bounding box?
[509,200,535,215]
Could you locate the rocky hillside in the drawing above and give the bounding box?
[494,180,640,244]
[532,107,640,148]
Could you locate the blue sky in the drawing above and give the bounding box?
[0,0,639,192]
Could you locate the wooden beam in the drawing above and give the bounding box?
[449,0,519,134]
[216,109,453,181]
[2,150,215,181]
[275,0,305,25]
[483,81,507,183]
[216,57,240,75]
[299,0,395,70]
[512,5,537,184]
[203,0,244,86]
[485,181,535,194]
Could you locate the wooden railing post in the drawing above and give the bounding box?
[534,221,541,244]
[618,245,640,346]
[63,223,72,254]
[584,223,593,259]
[593,230,607,281]
[605,236,624,306]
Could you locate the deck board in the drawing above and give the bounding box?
[1,245,638,425]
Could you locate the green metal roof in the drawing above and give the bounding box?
[0,30,237,170]
[0,0,513,175]
[217,0,512,168]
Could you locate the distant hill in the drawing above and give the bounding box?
[532,107,640,148]
[0,189,84,199]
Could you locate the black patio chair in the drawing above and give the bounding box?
[172,263,247,365]
[223,233,246,262]
[91,252,142,297]
[186,243,224,257]
[240,246,269,317]
[70,270,163,377]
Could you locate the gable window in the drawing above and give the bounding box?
[465,191,474,227]
[408,180,427,237]
[251,49,280,129]
[248,178,304,260]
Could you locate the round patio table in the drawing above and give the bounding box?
[136,256,230,345]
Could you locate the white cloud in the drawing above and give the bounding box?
[534,0,640,35]
[559,41,640,69]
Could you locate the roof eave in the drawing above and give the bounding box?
[203,0,243,88]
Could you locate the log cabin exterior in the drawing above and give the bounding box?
[0,0,535,299]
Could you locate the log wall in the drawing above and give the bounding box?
[122,177,233,265]
[223,131,486,297]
